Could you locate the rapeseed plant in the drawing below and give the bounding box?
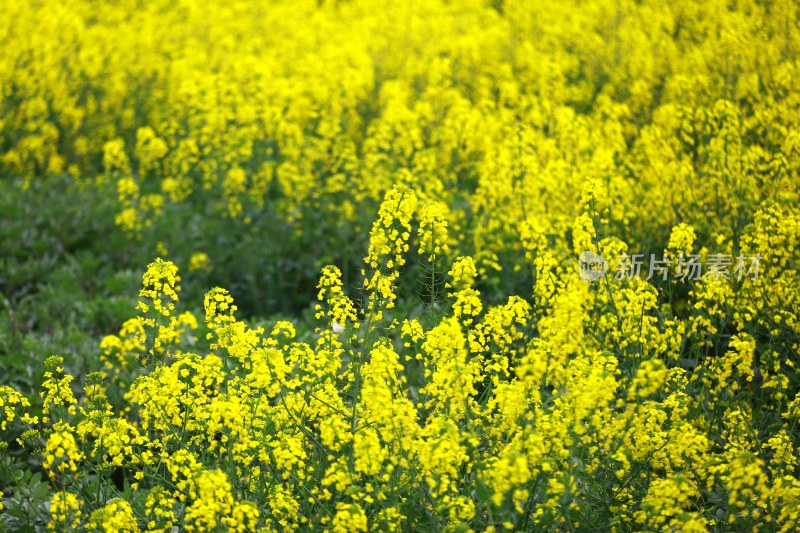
[1,0,800,531]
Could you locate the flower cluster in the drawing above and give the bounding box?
[1,0,799,530]
[0,175,795,530]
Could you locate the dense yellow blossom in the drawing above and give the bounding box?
[0,386,31,431]
[43,427,83,479]
[1,0,800,530]
[48,491,83,531]
[87,499,139,533]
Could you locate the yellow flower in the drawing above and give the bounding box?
[418,201,450,260]
[316,265,359,330]
[188,252,210,272]
[0,386,31,431]
[49,491,83,530]
[667,222,697,258]
[43,428,83,479]
[331,503,368,533]
[88,499,139,533]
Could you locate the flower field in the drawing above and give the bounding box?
[1,0,799,531]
